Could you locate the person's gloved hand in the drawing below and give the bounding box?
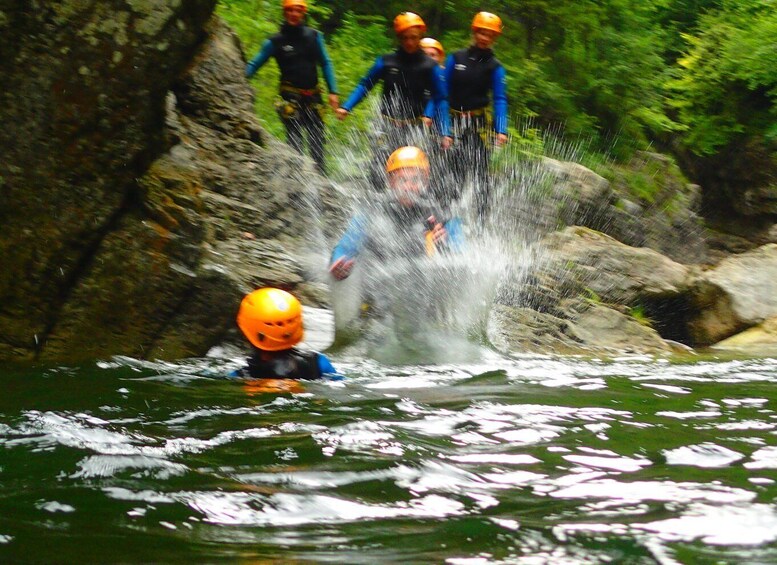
[329,257,355,280]
[427,216,447,245]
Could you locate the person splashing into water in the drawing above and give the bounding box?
[328,146,464,281]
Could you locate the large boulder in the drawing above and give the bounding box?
[688,244,777,345]
[488,300,672,356]
[540,226,691,305]
[498,152,708,264]
[711,316,777,355]
[0,5,339,362]
[487,227,692,356]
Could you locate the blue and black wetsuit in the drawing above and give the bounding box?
[442,46,508,213]
[233,347,338,380]
[342,49,450,135]
[342,49,450,189]
[331,200,465,266]
[246,23,338,173]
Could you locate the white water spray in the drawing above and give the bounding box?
[314,99,595,364]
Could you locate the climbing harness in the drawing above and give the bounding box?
[451,107,493,143]
[276,84,325,121]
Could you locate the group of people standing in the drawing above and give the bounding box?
[246,0,508,214]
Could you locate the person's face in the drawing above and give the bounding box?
[422,46,444,65]
[389,167,429,206]
[398,26,423,53]
[284,6,305,26]
[473,27,498,50]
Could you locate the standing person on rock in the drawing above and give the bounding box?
[420,37,445,67]
[335,12,452,188]
[445,11,508,218]
[245,0,339,174]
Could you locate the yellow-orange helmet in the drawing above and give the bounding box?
[237,288,303,351]
[386,146,430,173]
[472,12,503,34]
[393,12,426,35]
[282,0,307,11]
[420,37,444,58]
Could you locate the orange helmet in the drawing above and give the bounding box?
[237,288,303,351]
[472,12,503,34]
[393,12,426,35]
[420,37,444,57]
[386,146,430,173]
[282,0,307,11]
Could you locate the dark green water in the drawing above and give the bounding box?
[2,350,777,563]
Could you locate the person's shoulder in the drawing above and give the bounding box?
[380,51,397,64]
[302,25,320,39]
[315,352,343,379]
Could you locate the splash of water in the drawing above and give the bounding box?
[312,97,596,363]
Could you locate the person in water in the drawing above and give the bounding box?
[234,287,338,380]
[444,12,509,216]
[245,0,339,174]
[329,146,464,281]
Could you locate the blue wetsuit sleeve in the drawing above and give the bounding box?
[492,64,508,134]
[444,217,466,252]
[341,57,384,112]
[423,98,435,121]
[330,215,368,264]
[431,65,451,137]
[444,55,454,84]
[316,353,339,375]
[316,32,338,94]
[246,39,274,78]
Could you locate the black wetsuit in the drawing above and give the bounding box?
[445,46,508,216]
[239,348,323,380]
[246,24,338,173]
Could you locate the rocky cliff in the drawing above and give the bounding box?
[0,2,338,362]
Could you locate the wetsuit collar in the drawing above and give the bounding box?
[468,45,494,61]
[281,22,305,34]
[397,47,424,61]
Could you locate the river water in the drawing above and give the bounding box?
[2,335,776,563]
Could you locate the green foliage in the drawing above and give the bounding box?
[583,288,602,305]
[666,0,777,155]
[218,0,775,172]
[628,304,654,328]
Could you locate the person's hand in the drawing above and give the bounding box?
[335,108,349,121]
[441,136,453,150]
[421,116,433,127]
[328,93,339,111]
[329,257,355,280]
[495,133,508,147]
[427,216,447,245]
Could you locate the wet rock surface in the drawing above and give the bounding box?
[1,6,338,362]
